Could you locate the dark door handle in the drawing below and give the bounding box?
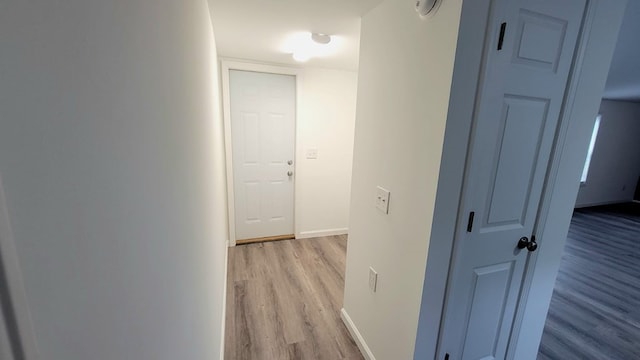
[517,236,538,252]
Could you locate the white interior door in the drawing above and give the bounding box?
[230,70,296,241]
[438,0,586,359]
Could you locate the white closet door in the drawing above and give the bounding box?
[438,0,587,359]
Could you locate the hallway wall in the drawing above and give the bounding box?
[295,68,358,238]
[0,0,227,358]
[342,0,464,358]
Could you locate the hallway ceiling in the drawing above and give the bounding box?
[603,0,640,102]
[208,0,640,96]
[208,0,383,71]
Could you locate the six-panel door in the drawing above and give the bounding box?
[438,0,587,358]
[230,70,296,241]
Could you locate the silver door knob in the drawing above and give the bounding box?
[287,171,293,176]
[287,160,293,165]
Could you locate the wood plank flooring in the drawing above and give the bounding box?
[538,203,640,360]
[224,235,363,360]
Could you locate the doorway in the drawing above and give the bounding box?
[539,95,640,359]
[436,0,587,358]
[223,63,299,246]
[538,202,640,360]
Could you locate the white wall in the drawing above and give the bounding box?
[602,0,640,101]
[575,99,640,207]
[0,0,228,359]
[341,0,463,358]
[295,68,358,238]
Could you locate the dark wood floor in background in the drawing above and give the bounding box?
[224,235,363,360]
[538,203,640,360]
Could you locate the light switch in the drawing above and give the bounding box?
[376,186,390,214]
[306,148,318,159]
[369,267,378,292]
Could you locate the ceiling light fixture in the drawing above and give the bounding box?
[283,32,338,63]
[311,33,331,45]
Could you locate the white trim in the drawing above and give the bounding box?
[340,308,376,360]
[296,228,348,239]
[220,59,301,247]
[219,238,229,360]
[221,58,302,77]
[413,0,494,357]
[0,175,39,359]
[575,199,630,208]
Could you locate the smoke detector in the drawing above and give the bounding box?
[415,0,440,17]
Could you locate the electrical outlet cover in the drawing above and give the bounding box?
[376,186,390,214]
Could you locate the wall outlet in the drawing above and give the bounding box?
[306,148,318,159]
[376,186,390,214]
[369,267,378,292]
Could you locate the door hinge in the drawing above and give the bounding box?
[466,211,475,232]
[497,22,507,50]
[444,353,450,360]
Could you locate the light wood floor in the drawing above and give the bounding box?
[224,235,363,360]
[538,203,640,360]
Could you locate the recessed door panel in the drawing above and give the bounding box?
[513,10,568,72]
[243,182,260,222]
[264,113,286,164]
[462,262,515,360]
[242,113,260,165]
[484,95,550,229]
[265,180,285,221]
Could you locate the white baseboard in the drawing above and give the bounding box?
[296,228,348,239]
[340,308,376,360]
[574,199,631,208]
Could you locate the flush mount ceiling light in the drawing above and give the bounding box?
[282,32,338,63]
[311,33,331,45]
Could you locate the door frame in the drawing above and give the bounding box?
[413,0,628,358]
[0,175,39,359]
[220,59,301,247]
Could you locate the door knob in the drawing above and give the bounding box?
[287,171,293,176]
[517,236,538,252]
[287,160,293,165]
